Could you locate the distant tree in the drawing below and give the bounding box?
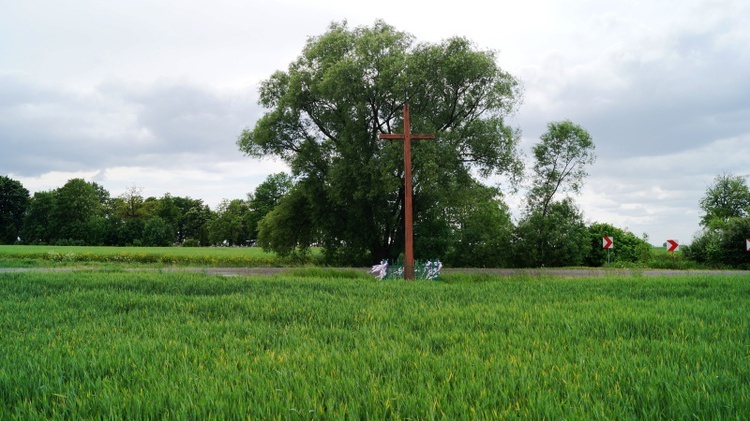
[442,183,515,267]
[142,197,161,219]
[119,218,145,246]
[182,201,213,246]
[155,194,182,242]
[238,20,523,264]
[51,178,108,244]
[698,172,750,227]
[84,215,113,246]
[683,173,750,268]
[248,173,294,242]
[250,173,294,216]
[207,199,251,246]
[257,186,316,257]
[0,176,30,244]
[92,182,111,209]
[529,120,595,217]
[103,186,144,245]
[117,186,148,219]
[170,196,209,243]
[513,121,595,267]
[513,198,589,267]
[143,216,175,247]
[21,191,55,244]
[685,217,750,268]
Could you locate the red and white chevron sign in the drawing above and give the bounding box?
[666,239,679,252]
[602,236,613,250]
[746,238,750,252]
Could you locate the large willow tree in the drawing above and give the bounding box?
[238,20,523,264]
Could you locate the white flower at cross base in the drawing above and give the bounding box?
[370,260,389,280]
[423,260,443,280]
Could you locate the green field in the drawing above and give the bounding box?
[0,245,318,268]
[2,269,749,419]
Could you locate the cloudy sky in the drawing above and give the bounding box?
[2,0,749,246]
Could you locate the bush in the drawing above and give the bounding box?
[585,222,652,267]
[512,199,588,268]
[143,217,175,247]
[646,249,703,270]
[683,217,750,268]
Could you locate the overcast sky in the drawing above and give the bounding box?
[2,0,749,246]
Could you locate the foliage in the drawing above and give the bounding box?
[182,238,201,247]
[257,186,316,259]
[113,186,149,219]
[207,199,251,246]
[20,190,55,244]
[698,172,750,227]
[237,20,523,265]
[142,216,175,247]
[585,222,653,266]
[441,182,514,267]
[684,217,750,268]
[0,176,30,244]
[18,180,215,247]
[512,121,595,268]
[682,172,750,269]
[50,178,108,243]
[528,120,595,217]
[118,217,145,246]
[2,270,749,418]
[20,179,112,245]
[181,202,212,246]
[513,198,589,267]
[646,248,704,270]
[247,172,294,241]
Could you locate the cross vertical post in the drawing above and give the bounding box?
[379,103,435,280]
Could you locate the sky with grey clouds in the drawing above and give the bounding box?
[2,0,749,246]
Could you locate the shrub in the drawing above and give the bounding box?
[585,222,652,267]
[684,217,750,268]
[182,239,201,247]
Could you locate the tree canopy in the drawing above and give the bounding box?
[0,175,30,244]
[698,172,750,227]
[238,20,523,264]
[528,120,595,217]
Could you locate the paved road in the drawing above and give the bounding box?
[2,266,750,278]
[175,267,750,278]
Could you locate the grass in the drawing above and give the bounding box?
[0,245,711,271]
[645,247,704,270]
[2,270,749,418]
[0,245,321,268]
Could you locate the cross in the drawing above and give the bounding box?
[379,103,435,280]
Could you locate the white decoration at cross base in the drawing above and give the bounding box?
[422,261,443,280]
[370,260,389,280]
[370,259,442,280]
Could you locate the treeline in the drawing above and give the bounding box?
[0,173,292,248]
[0,172,653,268]
[2,171,749,268]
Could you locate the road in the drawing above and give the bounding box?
[2,266,750,278]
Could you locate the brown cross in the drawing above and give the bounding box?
[379,103,435,280]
